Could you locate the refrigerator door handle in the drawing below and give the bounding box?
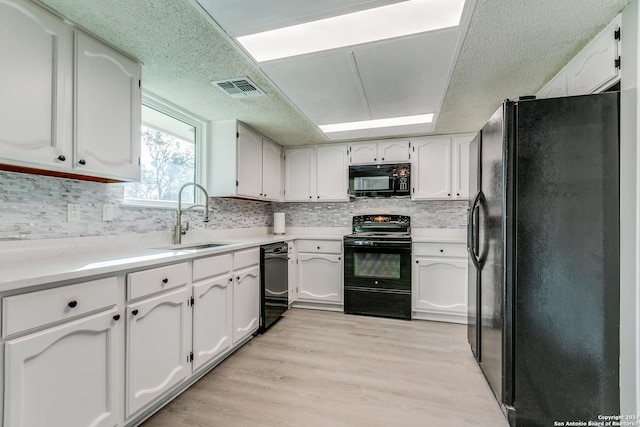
[467,191,482,269]
[475,191,488,267]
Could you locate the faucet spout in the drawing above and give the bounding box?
[173,182,210,245]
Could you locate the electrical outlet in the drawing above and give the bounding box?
[102,204,114,222]
[67,203,79,222]
[311,212,318,222]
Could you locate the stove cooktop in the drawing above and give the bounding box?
[349,214,411,238]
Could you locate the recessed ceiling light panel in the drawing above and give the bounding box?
[237,0,466,62]
[319,113,435,133]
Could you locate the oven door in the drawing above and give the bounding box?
[343,240,411,319]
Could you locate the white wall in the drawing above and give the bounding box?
[620,0,640,414]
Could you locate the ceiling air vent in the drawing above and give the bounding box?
[212,77,265,99]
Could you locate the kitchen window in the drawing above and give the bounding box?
[124,92,207,207]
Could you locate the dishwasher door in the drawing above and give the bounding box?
[260,242,289,332]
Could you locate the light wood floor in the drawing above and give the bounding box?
[141,309,509,427]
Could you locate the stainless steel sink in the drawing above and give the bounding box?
[162,243,229,251]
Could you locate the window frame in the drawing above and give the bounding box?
[123,91,209,209]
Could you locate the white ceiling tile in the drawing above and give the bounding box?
[353,30,461,119]
[196,0,404,36]
[323,122,434,141]
[260,51,371,125]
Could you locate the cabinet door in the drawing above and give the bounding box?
[261,137,282,201]
[236,124,263,198]
[537,69,568,99]
[316,144,349,201]
[288,242,298,304]
[126,287,190,417]
[566,15,620,95]
[349,143,377,164]
[413,258,467,316]
[298,253,342,303]
[378,140,410,162]
[0,0,72,171]
[452,134,473,199]
[4,309,119,427]
[75,31,141,181]
[233,266,260,344]
[411,137,452,200]
[192,274,233,371]
[284,147,315,201]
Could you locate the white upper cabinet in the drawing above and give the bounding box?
[285,144,348,202]
[315,145,349,201]
[452,135,472,199]
[411,137,451,199]
[377,140,411,163]
[0,0,141,182]
[566,15,620,95]
[284,147,315,201]
[261,138,282,202]
[411,134,473,200]
[349,143,377,164]
[210,120,283,201]
[538,14,620,98]
[537,69,568,99]
[236,123,262,198]
[0,0,72,171]
[349,140,410,164]
[75,31,141,181]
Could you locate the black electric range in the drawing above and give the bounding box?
[343,215,412,320]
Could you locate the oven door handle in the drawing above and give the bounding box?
[343,241,411,249]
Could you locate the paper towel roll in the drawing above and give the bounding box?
[273,212,285,234]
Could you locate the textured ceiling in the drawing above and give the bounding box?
[36,0,630,146]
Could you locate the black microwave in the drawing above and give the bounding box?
[348,163,411,197]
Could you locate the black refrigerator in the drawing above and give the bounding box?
[467,92,620,426]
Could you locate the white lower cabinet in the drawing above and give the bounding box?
[233,265,260,344]
[296,240,343,307]
[126,286,190,417]
[412,243,468,324]
[4,309,119,427]
[1,246,263,427]
[287,241,298,304]
[192,273,233,371]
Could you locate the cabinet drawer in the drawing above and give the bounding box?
[193,253,233,282]
[2,277,118,337]
[413,242,467,258]
[128,262,189,300]
[234,248,260,270]
[297,240,342,254]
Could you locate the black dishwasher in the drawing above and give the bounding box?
[259,242,289,332]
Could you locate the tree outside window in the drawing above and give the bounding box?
[125,103,197,204]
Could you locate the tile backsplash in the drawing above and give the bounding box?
[0,171,272,240]
[0,171,467,241]
[273,198,468,229]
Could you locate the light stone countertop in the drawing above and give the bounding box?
[0,227,465,292]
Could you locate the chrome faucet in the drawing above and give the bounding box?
[173,182,210,245]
